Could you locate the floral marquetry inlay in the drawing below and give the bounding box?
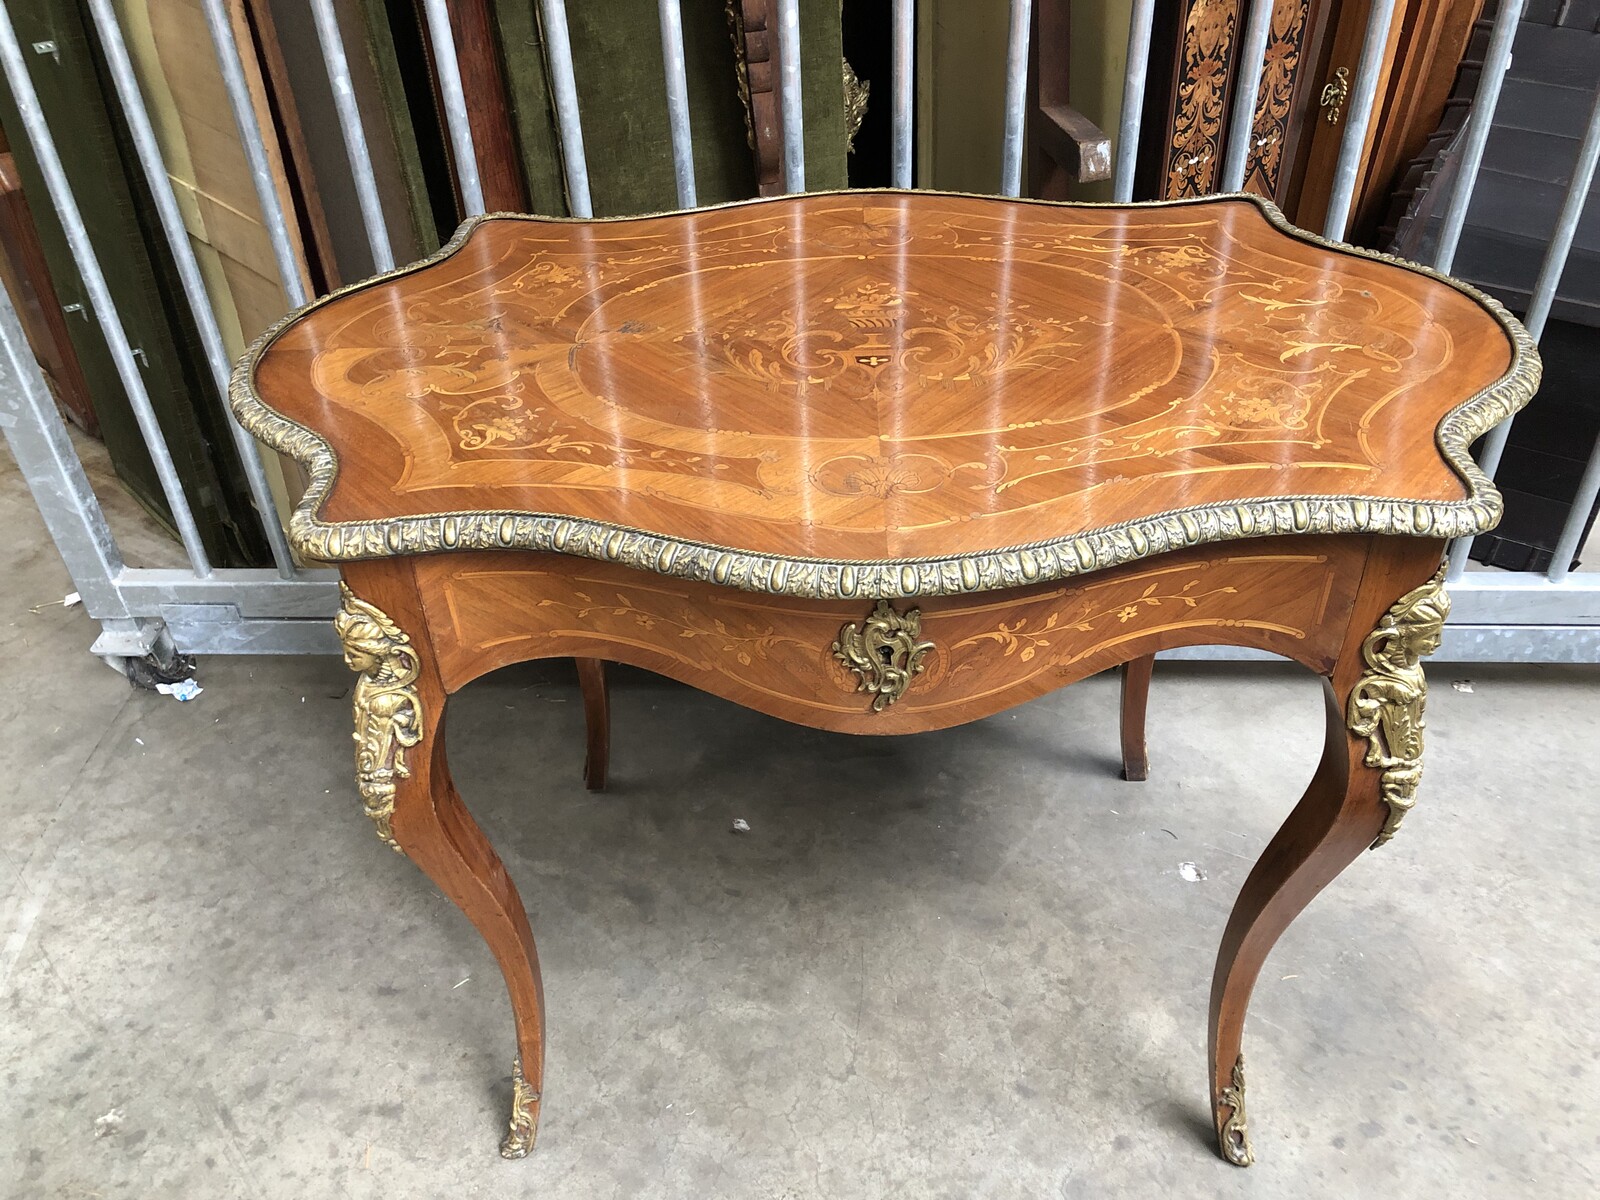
[951,577,1240,664]
[421,544,1363,733]
[701,281,1095,401]
[235,191,1536,595]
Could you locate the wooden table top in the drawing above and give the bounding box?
[233,191,1537,598]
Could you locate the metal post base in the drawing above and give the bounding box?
[91,617,196,688]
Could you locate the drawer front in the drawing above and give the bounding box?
[415,537,1366,734]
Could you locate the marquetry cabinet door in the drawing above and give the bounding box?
[1132,0,1481,233]
[1134,0,1341,212]
[1239,0,1344,209]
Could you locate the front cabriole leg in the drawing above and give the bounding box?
[335,572,548,1159]
[1208,560,1447,1166]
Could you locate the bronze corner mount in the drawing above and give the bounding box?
[334,583,424,852]
[1348,567,1449,849]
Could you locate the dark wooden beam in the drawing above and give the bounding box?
[1032,103,1114,184]
[445,0,528,211]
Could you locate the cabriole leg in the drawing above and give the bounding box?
[1119,653,1154,780]
[1208,563,1447,1165]
[405,756,547,1158]
[576,657,610,791]
[336,575,547,1158]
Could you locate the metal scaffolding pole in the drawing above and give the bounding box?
[1322,0,1397,241]
[891,0,914,189]
[202,0,311,308]
[310,0,395,271]
[1433,0,1527,276]
[999,0,1034,197]
[1113,0,1155,202]
[1219,0,1274,193]
[420,0,487,216]
[775,0,806,192]
[538,0,593,217]
[658,0,697,208]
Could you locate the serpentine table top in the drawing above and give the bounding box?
[232,191,1538,1168]
[236,191,1529,589]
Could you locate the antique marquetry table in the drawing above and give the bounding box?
[231,191,1537,1166]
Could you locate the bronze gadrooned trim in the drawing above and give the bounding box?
[228,190,1541,601]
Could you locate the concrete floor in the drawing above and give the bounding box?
[3,448,1599,1199]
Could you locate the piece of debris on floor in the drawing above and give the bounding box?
[93,1107,125,1138]
[29,591,81,615]
[1178,861,1207,882]
[1452,680,1475,693]
[731,818,751,834]
[155,678,202,702]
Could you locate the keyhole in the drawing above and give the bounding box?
[878,645,895,666]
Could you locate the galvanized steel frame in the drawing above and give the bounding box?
[0,1,1595,664]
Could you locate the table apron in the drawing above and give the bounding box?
[413,536,1370,734]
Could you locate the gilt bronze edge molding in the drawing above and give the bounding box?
[221,411,1509,600]
[228,191,1540,601]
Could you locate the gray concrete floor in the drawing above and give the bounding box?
[2,446,1599,1199]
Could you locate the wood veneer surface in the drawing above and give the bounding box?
[249,191,1516,565]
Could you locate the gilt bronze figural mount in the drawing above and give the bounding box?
[334,583,422,852]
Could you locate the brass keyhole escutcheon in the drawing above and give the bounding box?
[1321,66,1351,125]
[833,600,935,712]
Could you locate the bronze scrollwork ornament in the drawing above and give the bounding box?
[1217,1053,1254,1166]
[500,1056,540,1159]
[334,583,424,851]
[833,600,935,711]
[842,57,869,152]
[1347,567,1450,849]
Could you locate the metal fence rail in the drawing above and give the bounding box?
[1,2,1597,670]
[1219,0,1274,194]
